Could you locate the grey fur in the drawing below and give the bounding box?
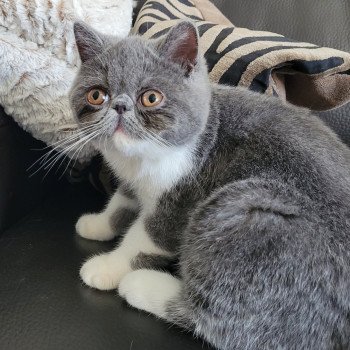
[109,183,138,234]
[131,253,174,271]
[70,22,350,350]
[118,182,136,200]
[110,208,138,236]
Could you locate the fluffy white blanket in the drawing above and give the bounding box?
[0,0,134,160]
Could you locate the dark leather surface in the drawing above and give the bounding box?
[212,0,350,145]
[0,107,61,233]
[0,184,209,350]
[1,1,349,349]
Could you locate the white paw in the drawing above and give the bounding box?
[76,213,115,241]
[80,254,130,290]
[118,269,182,318]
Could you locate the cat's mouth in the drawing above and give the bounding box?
[112,114,136,138]
[115,123,124,134]
[114,116,128,135]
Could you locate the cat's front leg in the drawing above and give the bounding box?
[80,216,171,290]
[76,186,138,241]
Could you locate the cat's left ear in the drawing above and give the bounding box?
[159,21,199,76]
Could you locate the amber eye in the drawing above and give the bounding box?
[86,88,108,106]
[140,90,164,107]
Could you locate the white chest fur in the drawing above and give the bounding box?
[102,143,194,211]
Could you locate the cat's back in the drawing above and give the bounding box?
[209,84,350,207]
[212,84,347,152]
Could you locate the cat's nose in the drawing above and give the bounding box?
[114,94,133,115]
[115,104,127,115]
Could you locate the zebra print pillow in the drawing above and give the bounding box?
[133,0,350,111]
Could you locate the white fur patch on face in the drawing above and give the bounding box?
[118,269,182,318]
[111,131,174,159]
[112,131,142,156]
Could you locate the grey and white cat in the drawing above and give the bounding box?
[70,21,350,350]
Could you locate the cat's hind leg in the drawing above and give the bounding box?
[119,269,182,318]
[118,180,349,350]
[171,180,350,350]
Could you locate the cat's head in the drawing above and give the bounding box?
[70,21,210,157]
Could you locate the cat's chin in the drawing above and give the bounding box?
[111,132,149,157]
[111,132,137,154]
[109,132,169,159]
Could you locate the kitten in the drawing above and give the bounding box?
[70,21,350,350]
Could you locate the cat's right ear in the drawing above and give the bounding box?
[158,21,199,76]
[73,21,104,63]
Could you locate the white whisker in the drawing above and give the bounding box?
[29,125,102,178]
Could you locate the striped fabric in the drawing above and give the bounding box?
[133,0,350,111]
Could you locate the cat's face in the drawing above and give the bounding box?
[70,21,211,157]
